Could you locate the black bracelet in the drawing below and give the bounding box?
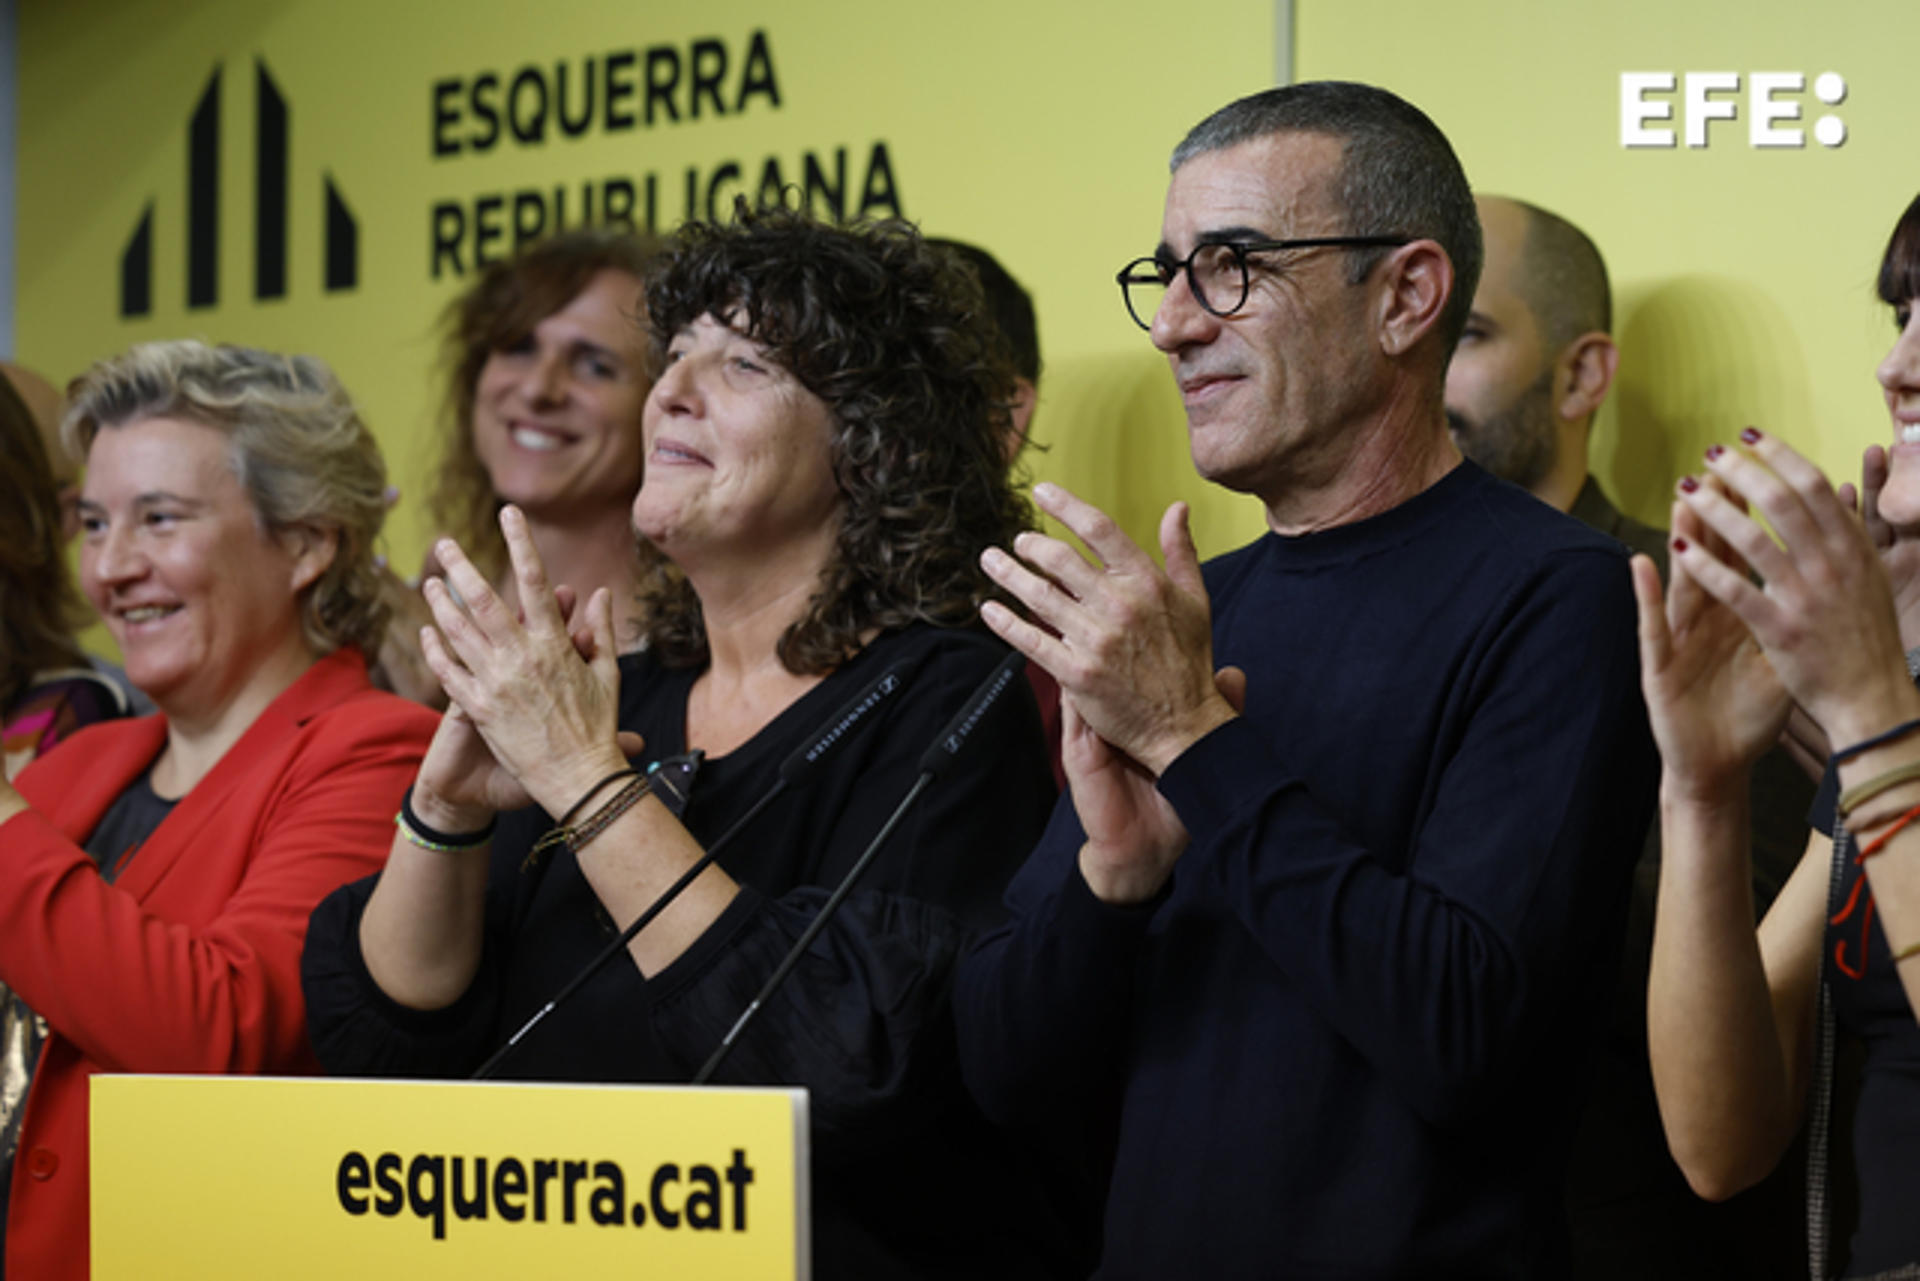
[557,767,644,828]
[1832,717,1920,768]
[399,786,495,849]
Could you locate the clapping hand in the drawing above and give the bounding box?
[1632,478,1788,802]
[1666,431,1920,755]
[414,506,639,826]
[980,486,1239,901]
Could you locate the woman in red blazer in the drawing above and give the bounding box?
[0,341,438,1281]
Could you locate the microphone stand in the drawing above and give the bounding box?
[469,663,907,1080]
[691,649,1027,1084]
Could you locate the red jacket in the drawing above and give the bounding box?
[0,649,436,1280]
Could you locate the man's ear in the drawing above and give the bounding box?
[1004,377,1038,465]
[1555,332,1618,424]
[281,523,340,594]
[1375,241,1453,357]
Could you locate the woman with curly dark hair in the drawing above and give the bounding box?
[305,209,1074,1279]
[376,229,659,704]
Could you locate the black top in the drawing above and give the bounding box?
[86,768,177,884]
[1813,755,1920,1277]
[957,462,1658,1279]
[303,622,1080,1279]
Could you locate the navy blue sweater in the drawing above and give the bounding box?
[955,463,1658,1279]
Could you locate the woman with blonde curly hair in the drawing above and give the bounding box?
[378,230,659,704]
[306,209,1074,1278]
[0,341,437,1281]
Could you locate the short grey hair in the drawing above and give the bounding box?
[1172,81,1483,355]
[62,340,390,657]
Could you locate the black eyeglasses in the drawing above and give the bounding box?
[1115,235,1413,330]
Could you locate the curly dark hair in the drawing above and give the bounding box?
[429,228,661,581]
[641,206,1034,674]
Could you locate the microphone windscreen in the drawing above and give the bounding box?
[777,664,906,786]
[916,648,1027,779]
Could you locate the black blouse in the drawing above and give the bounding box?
[302,623,1083,1278]
[1814,758,1920,1278]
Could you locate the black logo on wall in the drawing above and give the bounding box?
[120,59,360,319]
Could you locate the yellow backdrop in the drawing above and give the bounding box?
[18,0,1915,606]
[1298,0,1915,525]
[16,0,1277,589]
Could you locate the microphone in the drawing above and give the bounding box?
[691,647,1027,1085]
[785,666,907,786]
[918,647,1026,779]
[470,662,906,1080]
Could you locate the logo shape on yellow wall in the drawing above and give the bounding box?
[119,59,359,319]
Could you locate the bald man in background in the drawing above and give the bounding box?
[1447,195,1811,1280]
[1443,196,1663,556]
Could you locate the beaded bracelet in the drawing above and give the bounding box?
[1832,717,1920,767]
[1837,759,1920,820]
[569,774,653,855]
[396,786,495,853]
[524,774,655,870]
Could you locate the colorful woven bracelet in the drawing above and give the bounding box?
[395,786,494,852]
[525,774,656,869]
[569,774,654,855]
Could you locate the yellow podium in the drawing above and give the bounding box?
[91,1075,809,1279]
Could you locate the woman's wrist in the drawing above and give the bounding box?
[536,747,640,822]
[1819,683,1920,762]
[1658,765,1750,816]
[409,783,495,837]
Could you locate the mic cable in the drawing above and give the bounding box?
[691,648,1027,1084]
[470,662,907,1079]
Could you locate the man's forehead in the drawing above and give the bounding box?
[1160,132,1343,249]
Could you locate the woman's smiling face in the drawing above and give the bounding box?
[471,268,651,523]
[77,416,320,723]
[632,313,842,567]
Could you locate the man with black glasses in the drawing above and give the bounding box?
[956,81,1657,1279]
